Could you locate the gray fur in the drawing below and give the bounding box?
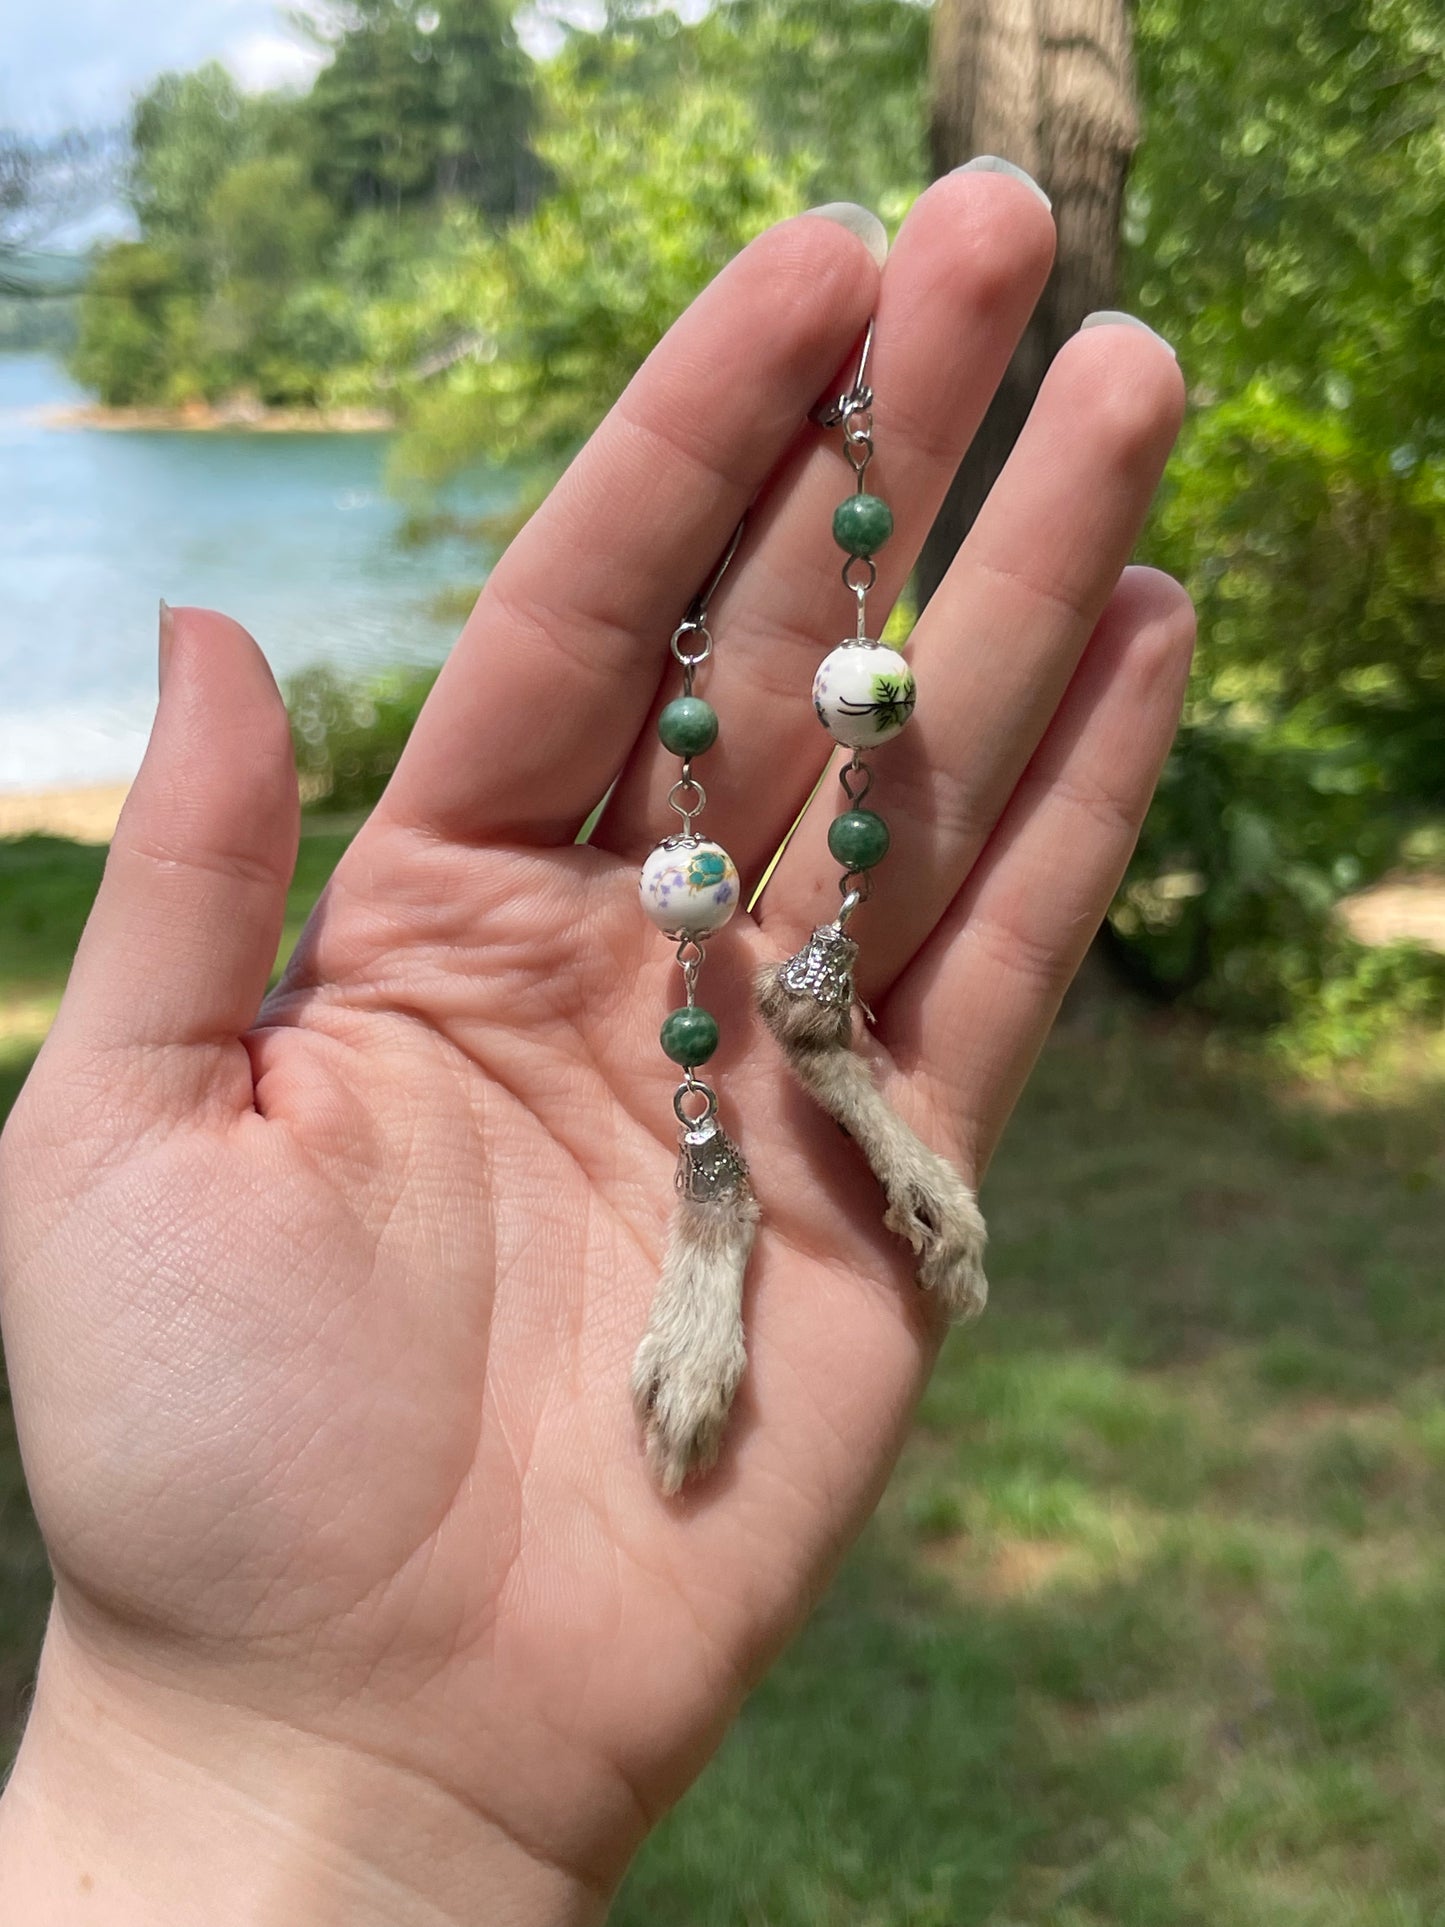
[632,1188,760,1494]
[757,964,988,1323]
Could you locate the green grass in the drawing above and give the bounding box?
[3,833,1445,1921]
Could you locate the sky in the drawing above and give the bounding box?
[0,0,626,138]
[2,1,328,135]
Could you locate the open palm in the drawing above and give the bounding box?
[0,178,1190,1919]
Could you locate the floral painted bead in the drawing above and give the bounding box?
[639,837,740,936]
[812,641,917,749]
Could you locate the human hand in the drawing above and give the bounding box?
[0,176,1189,1923]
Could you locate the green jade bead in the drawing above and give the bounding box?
[660,1005,720,1067]
[828,808,891,871]
[658,696,719,757]
[832,492,894,558]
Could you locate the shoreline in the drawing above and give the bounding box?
[0,783,368,845]
[39,399,395,434]
[0,782,131,843]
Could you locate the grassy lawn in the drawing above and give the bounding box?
[3,831,1444,1923]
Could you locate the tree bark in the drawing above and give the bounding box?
[919,0,1140,608]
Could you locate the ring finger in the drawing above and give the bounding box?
[758,316,1186,997]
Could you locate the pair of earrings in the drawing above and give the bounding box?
[631,321,988,1494]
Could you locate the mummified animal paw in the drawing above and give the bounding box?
[632,1319,746,1496]
[757,951,989,1323]
[632,1191,759,1494]
[881,1153,988,1324]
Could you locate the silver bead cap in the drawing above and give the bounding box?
[778,923,859,1010]
[676,1116,752,1203]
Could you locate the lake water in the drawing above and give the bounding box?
[0,353,502,791]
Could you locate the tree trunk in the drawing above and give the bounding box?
[919,0,1140,609]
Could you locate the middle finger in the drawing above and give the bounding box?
[591,169,1057,876]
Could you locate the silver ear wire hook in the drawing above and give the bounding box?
[811,317,875,428]
[682,514,747,629]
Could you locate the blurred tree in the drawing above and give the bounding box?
[68,66,275,402]
[304,0,542,217]
[131,65,268,261]
[1115,0,1445,1014]
[588,0,931,219]
[393,61,811,491]
[202,154,341,401]
[70,241,186,403]
[390,0,928,494]
[918,0,1139,605]
[207,155,334,292]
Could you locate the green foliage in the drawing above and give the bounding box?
[287,663,440,811]
[1115,714,1384,1015]
[303,0,541,217]
[392,0,928,485]
[70,6,542,410]
[394,68,812,482]
[207,155,334,289]
[130,63,267,254]
[1121,0,1445,1023]
[1275,941,1445,1069]
[585,0,930,218]
[70,240,190,403]
[202,155,342,401]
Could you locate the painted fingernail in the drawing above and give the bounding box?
[158,598,174,694]
[801,202,889,268]
[1079,310,1177,357]
[952,155,1051,210]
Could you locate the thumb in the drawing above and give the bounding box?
[48,604,300,1115]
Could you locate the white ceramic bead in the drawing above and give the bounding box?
[639,837,740,936]
[812,641,917,749]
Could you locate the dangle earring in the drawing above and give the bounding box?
[632,519,760,1493]
[757,324,988,1321]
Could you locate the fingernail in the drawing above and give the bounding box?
[952,155,1051,210]
[158,598,174,693]
[801,202,888,268]
[1078,310,1177,357]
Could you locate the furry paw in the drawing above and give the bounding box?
[883,1158,989,1325]
[631,1323,746,1496]
[632,1191,758,1494]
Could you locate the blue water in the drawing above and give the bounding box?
[0,354,502,789]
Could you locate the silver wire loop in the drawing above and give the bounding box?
[837,885,867,924]
[671,619,714,669]
[667,775,707,828]
[842,554,877,598]
[843,413,874,482]
[675,935,706,1003]
[839,755,874,805]
[674,1078,719,1128]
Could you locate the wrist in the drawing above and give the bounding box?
[0,1611,607,1927]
